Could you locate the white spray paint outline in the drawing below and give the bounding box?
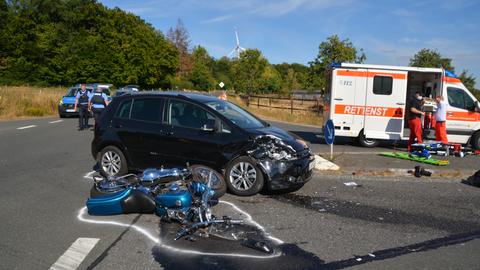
[77,200,283,259]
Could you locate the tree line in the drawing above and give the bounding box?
[0,0,477,97]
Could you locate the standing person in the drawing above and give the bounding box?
[74,84,91,130]
[407,91,425,152]
[219,90,227,101]
[89,86,110,126]
[434,95,448,144]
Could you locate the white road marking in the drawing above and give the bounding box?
[49,237,99,270]
[313,154,340,171]
[49,120,63,124]
[16,125,36,130]
[77,200,283,259]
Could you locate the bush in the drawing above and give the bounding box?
[25,107,45,116]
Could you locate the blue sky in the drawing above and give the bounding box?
[101,0,480,87]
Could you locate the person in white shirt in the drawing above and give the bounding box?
[434,95,448,144]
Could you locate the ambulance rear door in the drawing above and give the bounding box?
[364,69,408,140]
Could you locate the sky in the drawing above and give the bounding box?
[100,0,480,87]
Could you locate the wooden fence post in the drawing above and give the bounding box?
[290,96,293,114]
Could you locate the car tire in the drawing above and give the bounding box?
[59,113,65,118]
[471,131,480,150]
[98,146,128,177]
[357,131,380,148]
[225,156,264,196]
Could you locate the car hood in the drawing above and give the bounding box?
[62,96,76,104]
[246,125,306,151]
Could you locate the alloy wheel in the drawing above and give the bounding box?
[101,150,121,176]
[229,162,257,191]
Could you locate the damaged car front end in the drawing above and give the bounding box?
[247,134,315,190]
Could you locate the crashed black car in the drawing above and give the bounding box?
[91,91,315,196]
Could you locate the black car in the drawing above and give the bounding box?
[91,92,315,196]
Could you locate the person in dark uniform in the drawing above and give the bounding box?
[74,84,91,130]
[88,86,110,126]
[407,91,425,152]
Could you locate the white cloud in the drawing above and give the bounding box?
[201,14,234,24]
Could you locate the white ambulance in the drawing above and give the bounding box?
[323,63,480,149]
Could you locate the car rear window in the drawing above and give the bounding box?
[130,98,164,122]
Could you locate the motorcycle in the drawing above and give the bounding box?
[86,165,242,240]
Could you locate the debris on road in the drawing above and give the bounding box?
[410,166,432,178]
[464,170,480,187]
[344,182,362,187]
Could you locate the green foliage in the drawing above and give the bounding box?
[188,46,215,91]
[458,70,476,91]
[0,0,178,88]
[308,35,366,91]
[233,49,268,94]
[409,49,454,71]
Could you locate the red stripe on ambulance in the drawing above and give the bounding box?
[335,104,404,118]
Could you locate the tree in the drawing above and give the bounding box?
[188,46,214,91]
[308,35,366,91]
[459,70,476,91]
[167,19,192,77]
[409,49,454,71]
[233,49,268,94]
[282,68,299,93]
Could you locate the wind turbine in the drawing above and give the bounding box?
[228,28,246,59]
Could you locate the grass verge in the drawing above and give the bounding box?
[0,86,65,119]
[230,95,323,126]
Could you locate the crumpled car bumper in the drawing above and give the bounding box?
[257,154,315,190]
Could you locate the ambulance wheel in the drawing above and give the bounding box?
[472,131,480,150]
[99,146,128,177]
[358,132,379,148]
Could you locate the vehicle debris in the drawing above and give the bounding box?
[344,182,362,187]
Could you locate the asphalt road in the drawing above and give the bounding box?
[1,117,479,270]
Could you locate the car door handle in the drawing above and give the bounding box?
[160,130,174,136]
[334,98,343,101]
[396,102,405,105]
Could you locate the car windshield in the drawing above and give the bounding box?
[204,100,265,129]
[66,88,80,97]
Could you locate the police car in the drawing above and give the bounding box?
[58,86,93,118]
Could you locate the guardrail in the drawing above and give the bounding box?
[239,94,323,115]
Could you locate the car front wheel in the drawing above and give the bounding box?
[225,156,264,196]
[99,146,128,177]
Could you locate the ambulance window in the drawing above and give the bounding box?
[447,87,475,111]
[373,76,393,95]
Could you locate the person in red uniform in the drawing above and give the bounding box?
[407,92,425,152]
[434,95,448,144]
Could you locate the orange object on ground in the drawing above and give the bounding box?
[435,121,448,144]
[408,117,423,152]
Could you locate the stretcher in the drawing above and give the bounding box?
[380,152,449,166]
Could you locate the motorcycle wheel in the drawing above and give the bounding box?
[190,164,227,199]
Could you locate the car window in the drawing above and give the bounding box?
[66,88,79,97]
[130,98,164,122]
[169,99,216,129]
[373,76,393,95]
[447,87,474,110]
[115,100,132,119]
[203,100,265,129]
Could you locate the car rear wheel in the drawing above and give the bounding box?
[225,156,264,196]
[357,131,380,148]
[99,146,128,177]
[471,131,480,150]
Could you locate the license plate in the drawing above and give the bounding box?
[66,109,75,112]
[309,161,315,171]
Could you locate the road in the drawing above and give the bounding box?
[0,117,479,270]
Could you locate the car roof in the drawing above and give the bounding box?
[118,91,221,103]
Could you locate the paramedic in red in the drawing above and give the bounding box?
[407,92,425,152]
[434,95,448,144]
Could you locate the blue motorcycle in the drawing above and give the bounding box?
[86,165,241,240]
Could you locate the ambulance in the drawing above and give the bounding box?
[323,63,480,149]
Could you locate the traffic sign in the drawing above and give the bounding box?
[324,119,335,145]
[219,82,225,88]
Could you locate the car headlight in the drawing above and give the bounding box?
[59,100,63,105]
